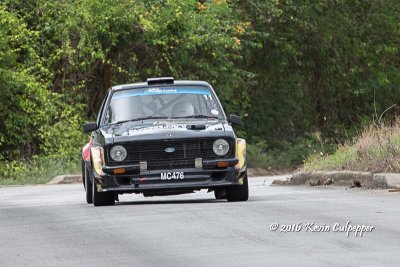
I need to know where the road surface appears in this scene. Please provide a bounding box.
[0,176,399,267]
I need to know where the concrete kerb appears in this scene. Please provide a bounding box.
[291,171,400,189]
[373,173,400,189]
[47,175,82,185]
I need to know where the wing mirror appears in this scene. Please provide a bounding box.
[228,114,242,126]
[83,122,98,133]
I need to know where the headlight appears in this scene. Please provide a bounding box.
[110,145,127,162]
[213,139,230,156]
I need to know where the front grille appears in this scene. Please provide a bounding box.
[107,138,234,169]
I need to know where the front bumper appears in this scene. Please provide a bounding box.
[94,158,245,194]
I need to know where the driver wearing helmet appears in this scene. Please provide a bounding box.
[171,101,195,117]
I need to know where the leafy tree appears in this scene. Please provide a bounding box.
[236,0,400,166]
[1,0,400,173]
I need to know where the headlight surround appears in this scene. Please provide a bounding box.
[213,139,230,156]
[110,145,127,162]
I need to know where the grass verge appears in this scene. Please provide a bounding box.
[0,156,80,186]
[304,120,400,173]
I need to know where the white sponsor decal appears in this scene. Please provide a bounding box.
[211,109,219,115]
[148,88,177,93]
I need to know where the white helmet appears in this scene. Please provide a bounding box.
[172,101,195,117]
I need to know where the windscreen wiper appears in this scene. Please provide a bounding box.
[111,116,169,125]
[171,115,219,119]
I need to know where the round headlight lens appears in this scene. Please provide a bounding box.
[213,139,230,156]
[110,145,127,162]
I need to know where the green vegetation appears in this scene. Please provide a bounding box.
[304,121,400,173]
[0,156,80,185]
[1,0,400,184]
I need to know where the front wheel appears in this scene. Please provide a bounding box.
[214,189,226,200]
[226,172,249,202]
[92,172,115,206]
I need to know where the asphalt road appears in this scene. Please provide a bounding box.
[1,175,399,267]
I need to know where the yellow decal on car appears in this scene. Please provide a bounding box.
[90,146,105,176]
[235,138,246,172]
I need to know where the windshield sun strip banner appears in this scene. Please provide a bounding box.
[112,87,211,100]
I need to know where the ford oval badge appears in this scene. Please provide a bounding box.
[165,147,175,153]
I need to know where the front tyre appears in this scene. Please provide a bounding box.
[226,172,249,202]
[214,189,227,200]
[92,172,115,206]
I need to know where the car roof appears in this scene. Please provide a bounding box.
[111,80,211,91]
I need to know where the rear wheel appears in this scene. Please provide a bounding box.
[226,172,249,202]
[92,169,115,206]
[84,163,93,204]
[81,160,86,188]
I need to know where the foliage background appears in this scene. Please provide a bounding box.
[0,0,399,182]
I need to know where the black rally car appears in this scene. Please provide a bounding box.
[82,77,248,206]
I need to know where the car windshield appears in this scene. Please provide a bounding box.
[105,86,224,124]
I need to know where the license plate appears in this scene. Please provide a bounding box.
[160,172,184,180]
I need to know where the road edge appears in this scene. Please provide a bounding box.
[291,171,400,189]
[47,175,82,185]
